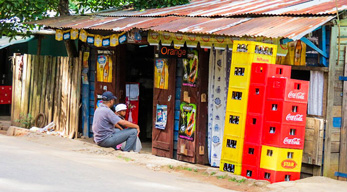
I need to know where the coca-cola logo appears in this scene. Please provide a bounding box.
[283,137,301,145]
[281,160,297,169]
[288,91,305,100]
[286,114,303,122]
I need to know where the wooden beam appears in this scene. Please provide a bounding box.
[339,47,347,177]
[291,66,329,72]
[324,26,338,177]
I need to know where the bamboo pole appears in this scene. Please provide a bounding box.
[20,54,28,115]
[44,56,52,123]
[40,56,48,116]
[31,55,39,118]
[53,57,62,132]
[35,55,43,118]
[75,53,83,138]
[28,55,35,116]
[10,53,19,125]
[14,55,23,126]
[66,57,72,137]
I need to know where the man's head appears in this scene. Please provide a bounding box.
[102,91,117,107]
[115,104,127,117]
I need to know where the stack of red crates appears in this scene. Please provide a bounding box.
[0,86,12,104]
[241,63,309,182]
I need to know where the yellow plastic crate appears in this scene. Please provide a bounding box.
[220,159,242,175]
[226,87,249,114]
[229,64,252,89]
[223,111,246,138]
[232,52,277,66]
[260,145,303,172]
[220,135,244,163]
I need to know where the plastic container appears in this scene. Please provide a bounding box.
[226,87,249,114]
[260,145,303,172]
[229,64,252,89]
[247,84,266,114]
[224,111,246,138]
[250,63,291,85]
[267,78,309,103]
[258,168,300,183]
[220,134,244,163]
[241,165,259,179]
[244,113,263,144]
[242,142,262,167]
[264,100,307,126]
[220,159,242,175]
[262,121,305,149]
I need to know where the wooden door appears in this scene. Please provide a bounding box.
[177,48,209,164]
[152,58,176,158]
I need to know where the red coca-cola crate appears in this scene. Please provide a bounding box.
[264,100,307,126]
[262,121,305,149]
[244,113,263,144]
[258,168,300,183]
[247,84,266,114]
[251,63,291,85]
[267,78,309,103]
[242,142,262,166]
[241,165,259,179]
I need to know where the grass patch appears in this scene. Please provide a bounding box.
[210,171,216,176]
[117,155,133,162]
[168,165,174,169]
[217,174,228,179]
[194,168,198,172]
[228,177,246,183]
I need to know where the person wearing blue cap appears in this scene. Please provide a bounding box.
[92,91,140,152]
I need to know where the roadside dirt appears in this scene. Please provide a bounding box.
[6,131,347,192]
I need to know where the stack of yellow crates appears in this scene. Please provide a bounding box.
[220,40,277,175]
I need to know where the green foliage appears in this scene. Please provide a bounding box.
[216,174,227,179]
[210,171,216,176]
[168,165,174,169]
[228,177,246,183]
[15,113,34,129]
[1,0,189,38]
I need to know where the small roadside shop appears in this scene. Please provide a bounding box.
[26,0,347,182]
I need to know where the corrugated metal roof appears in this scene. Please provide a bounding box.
[33,15,334,40]
[97,0,347,17]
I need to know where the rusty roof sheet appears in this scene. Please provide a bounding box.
[33,15,334,40]
[97,0,347,17]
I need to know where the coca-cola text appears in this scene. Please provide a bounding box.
[286,114,303,122]
[283,137,301,145]
[288,91,305,100]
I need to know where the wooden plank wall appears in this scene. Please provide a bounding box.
[11,54,82,138]
[324,22,347,178]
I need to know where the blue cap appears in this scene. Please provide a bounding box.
[102,91,117,101]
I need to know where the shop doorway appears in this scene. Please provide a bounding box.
[124,44,154,144]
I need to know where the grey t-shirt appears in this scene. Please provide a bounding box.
[92,103,121,144]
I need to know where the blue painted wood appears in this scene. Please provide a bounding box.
[321,25,327,66]
[82,84,90,137]
[89,72,95,82]
[175,100,181,110]
[335,172,347,178]
[174,120,179,131]
[173,141,178,150]
[89,91,95,100]
[175,88,181,99]
[174,111,180,120]
[301,37,328,58]
[333,117,342,128]
[90,82,95,91]
[174,132,178,142]
[339,76,347,81]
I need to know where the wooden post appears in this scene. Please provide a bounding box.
[11,53,20,125]
[29,55,35,116]
[44,56,52,122]
[40,56,49,116]
[324,26,338,177]
[48,57,57,123]
[339,47,347,179]
[53,57,62,132]
[20,54,29,115]
[13,55,23,126]
[35,55,43,117]
[75,54,82,138]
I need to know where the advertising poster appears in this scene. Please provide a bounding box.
[97,55,112,82]
[183,50,199,87]
[179,102,196,141]
[155,104,168,130]
[154,59,169,89]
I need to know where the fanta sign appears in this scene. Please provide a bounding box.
[288,91,305,100]
[281,160,297,169]
[286,114,303,122]
[159,46,187,58]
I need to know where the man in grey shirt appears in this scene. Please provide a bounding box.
[92,91,140,152]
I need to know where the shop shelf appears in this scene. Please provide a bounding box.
[220,159,242,175]
[260,145,303,172]
[250,63,291,85]
[241,165,259,179]
[242,142,262,167]
[262,122,305,149]
[247,84,266,114]
[229,64,251,89]
[267,78,309,103]
[224,111,246,138]
[264,100,307,126]
[226,87,249,114]
[258,168,300,183]
[220,135,244,163]
[244,113,263,144]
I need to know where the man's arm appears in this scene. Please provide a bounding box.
[114,123,123,130]
[117,120,140,135]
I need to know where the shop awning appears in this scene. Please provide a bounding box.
[31,15,334,41]
[0,36,34,50]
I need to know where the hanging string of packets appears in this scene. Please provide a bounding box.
[55,29,127,47]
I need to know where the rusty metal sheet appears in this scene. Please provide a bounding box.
[97,0,347,17]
